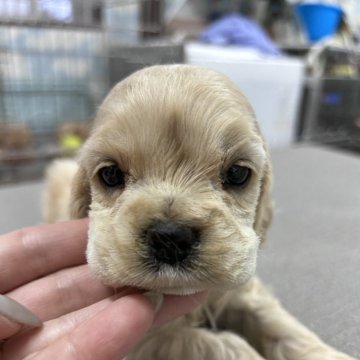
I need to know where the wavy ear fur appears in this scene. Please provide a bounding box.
[254,156,273,244]
[70,166,91,219]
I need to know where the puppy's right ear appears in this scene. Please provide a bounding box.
[70,166,91,219]
[254,160,273,244]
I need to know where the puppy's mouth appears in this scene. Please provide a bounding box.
[110,264,205,295]
[114,284,202,297]
[153,287,204,296]
[135,256,205,295]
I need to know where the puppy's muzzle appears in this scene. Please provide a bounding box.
[145,221,200,266]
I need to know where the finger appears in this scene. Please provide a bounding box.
[0,219,88,293]
[36,294,154,360]
[3,291,206,359]
[0,295,42,339]
[153,291,207,327]
[6,265,112,324]
[3,296,119,359]
[0,314,22,340]
[3,294,154,360]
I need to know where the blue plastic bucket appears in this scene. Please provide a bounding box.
[295,3,342,43]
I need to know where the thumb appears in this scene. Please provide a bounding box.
[25,294,154,360]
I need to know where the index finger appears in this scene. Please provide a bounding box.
[0,219,88,293]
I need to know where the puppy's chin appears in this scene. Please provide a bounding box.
[149,287,204,296]
[149,277,255,295]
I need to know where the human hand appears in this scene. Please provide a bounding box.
[0,219,206,360]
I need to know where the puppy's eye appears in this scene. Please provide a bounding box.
[99,165,124,187]
[223,165,251,187]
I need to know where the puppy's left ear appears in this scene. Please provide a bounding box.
[254,160,273,243]
[70,166,91,219]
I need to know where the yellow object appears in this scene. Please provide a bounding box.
[60,134,83,151]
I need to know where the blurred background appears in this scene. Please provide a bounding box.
[0,1,359,357]
[0,0,360,184]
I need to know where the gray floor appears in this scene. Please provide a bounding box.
[0,180,44,233]
[258,146,360,358]
[0,145,359,357]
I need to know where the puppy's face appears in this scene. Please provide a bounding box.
[72,65,272,295]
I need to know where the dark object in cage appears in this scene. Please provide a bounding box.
[108,43,184,88]
[0,123,33,151]
[0,123,34,165]
[300,75,360,153]
[140,0,165,39]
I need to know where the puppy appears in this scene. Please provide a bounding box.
[45,65,353,359]
[43,159,79,223]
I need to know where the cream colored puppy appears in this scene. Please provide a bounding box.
[45,65,353,359]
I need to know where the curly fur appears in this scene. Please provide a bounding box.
[44,65,354,360]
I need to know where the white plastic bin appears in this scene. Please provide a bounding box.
[185,43,305,147]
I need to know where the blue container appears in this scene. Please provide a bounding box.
[295,3,342,43]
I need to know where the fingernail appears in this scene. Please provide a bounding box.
[143,292,163,313]
[0,295,42,327]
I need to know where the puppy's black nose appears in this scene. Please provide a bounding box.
[145,221,199,265]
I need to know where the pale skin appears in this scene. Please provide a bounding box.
[0,219,206,360]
